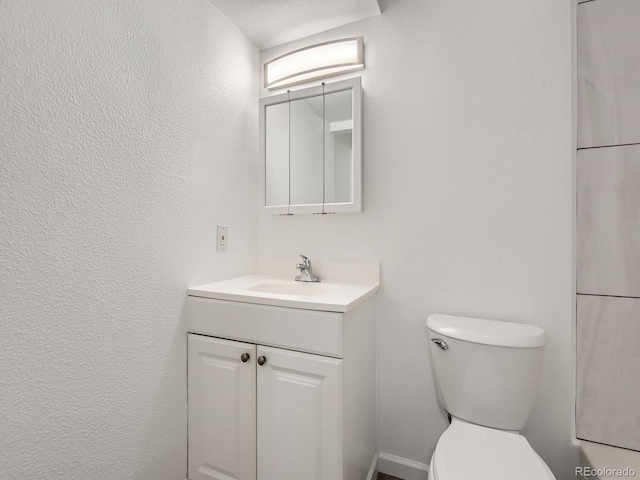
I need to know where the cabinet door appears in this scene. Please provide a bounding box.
[257,346,342,480]
[188,334,256,480]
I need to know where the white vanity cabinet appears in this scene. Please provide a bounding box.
[188,335,342,480]
[186,290,377,480]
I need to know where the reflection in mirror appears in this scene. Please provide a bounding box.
[290,95,324,206]
[265,103,289,207]
[323,89,353,204]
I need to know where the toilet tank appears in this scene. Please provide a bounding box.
[427,314,546,431]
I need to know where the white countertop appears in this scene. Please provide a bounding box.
[188,274,379,312]
[188,259,380,312]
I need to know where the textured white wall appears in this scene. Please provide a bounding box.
[259,0,578,477]
[0,1,258,479]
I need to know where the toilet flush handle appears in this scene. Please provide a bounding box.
[431,338,448,350]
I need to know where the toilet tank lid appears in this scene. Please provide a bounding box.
[426,314,546,348]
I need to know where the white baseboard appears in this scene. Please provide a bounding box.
[378,452,430,480]
[366,453,379,480]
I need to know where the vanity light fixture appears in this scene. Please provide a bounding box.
[264,37,364,90]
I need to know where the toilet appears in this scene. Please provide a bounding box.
[426,314,556,480]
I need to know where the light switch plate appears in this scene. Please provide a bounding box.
[216,225,228,253]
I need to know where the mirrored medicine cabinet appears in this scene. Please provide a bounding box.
[259,77,362,214]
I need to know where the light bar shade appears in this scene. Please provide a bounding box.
[264,37,364,90]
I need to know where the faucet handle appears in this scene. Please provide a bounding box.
[298,254,310,268]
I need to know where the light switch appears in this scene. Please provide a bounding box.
[216,225,228,253]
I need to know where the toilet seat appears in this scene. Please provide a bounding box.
[430,419,556,480]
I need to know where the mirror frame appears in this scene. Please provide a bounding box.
[259,77,362,215]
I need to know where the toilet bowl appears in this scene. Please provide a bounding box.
[427,418,555,480]
[426,314,556,480]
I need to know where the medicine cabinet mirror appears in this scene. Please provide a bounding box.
[260,77,362,214]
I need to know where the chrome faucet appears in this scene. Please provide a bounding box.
[295,255,321,283]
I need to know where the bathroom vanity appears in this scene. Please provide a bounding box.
[186,261,379,480]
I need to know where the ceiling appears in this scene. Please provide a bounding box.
[208,0,381,50]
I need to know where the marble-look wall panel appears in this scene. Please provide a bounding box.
[577,144,640,297]
[577,0,640,148]
[577,295,640,451]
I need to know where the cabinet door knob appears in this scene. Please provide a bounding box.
[257,356,267,366]
[241,353,250,363]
